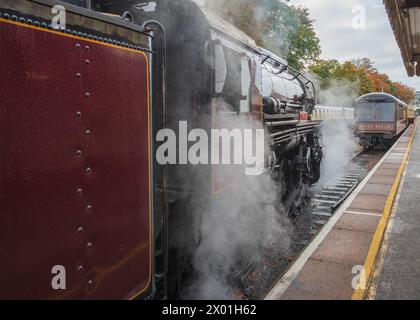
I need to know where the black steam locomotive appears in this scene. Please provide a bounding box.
[0,0,323,299]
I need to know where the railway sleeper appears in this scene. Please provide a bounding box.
[323,186,349,192]
[311,199,337,205]
[312,211,332,218]
[314,195,342,201]
[312,219,327,226]
[321,190,347,196]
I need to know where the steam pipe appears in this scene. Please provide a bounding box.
[266,120,300,128]
[270,123,321,139]
[272,126,320,142]
[264,115,298,121]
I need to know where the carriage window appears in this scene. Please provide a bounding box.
[355,102,395,121]
[397,104,405,119]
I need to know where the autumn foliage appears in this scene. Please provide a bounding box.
[309,58,415,104]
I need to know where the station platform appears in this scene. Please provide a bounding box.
[369,123,420,300]
[266,123,418,300]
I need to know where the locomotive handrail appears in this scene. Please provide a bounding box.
[141,18,169,298]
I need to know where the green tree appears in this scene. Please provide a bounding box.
[309,59,341,89]
[203,0,321,70]
[358,71,375,95]
[282,6,321,70]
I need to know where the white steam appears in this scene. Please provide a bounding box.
[315,79,360,185]
[187,174,291,300]
[317,79,359,108]
[318,120,358,186]
[183,116,291,300]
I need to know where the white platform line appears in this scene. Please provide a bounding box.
[345,210,383,217]
[264,132,408,300]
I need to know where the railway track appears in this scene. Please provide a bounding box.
[237,146,389,300]
[308,148,386,234]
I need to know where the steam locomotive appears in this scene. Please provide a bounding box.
[354,93,409,148]
[0,0,324,299]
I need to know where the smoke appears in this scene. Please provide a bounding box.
[186,174,291,299]
[317,78,360,108]
[182,118,291,300]
[195,0,294,58]
[318,120,358,186]
[313,78,359,185]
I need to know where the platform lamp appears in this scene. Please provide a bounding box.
[401,1,420,75]
[413,61,418,76]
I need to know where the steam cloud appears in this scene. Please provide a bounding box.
[186,173,291,300]
[195,0,292,58]
[317,79,360,108]
[314,78,360,185]
[318,120,358,186]
[174,114,292,299]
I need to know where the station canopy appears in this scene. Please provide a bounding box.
[385,0,420,76]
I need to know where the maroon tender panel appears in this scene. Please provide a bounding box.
[0,20,151,299]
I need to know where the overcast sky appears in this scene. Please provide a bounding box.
[289,0,420,91]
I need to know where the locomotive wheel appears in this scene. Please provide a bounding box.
[310,162,321,185]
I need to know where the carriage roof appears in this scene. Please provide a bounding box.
[355,93,408,107]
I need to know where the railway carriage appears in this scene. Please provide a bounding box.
[354,93,409,148]
[311,106,354,121]
[407,106,417,125]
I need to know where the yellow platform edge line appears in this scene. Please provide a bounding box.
[352,122,418,300]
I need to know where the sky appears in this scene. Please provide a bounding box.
[289,0,420,91]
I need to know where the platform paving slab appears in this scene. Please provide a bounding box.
[375,125,420,300]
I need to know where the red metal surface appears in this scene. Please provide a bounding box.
[299,111,309,121]
[0,20,151,299]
